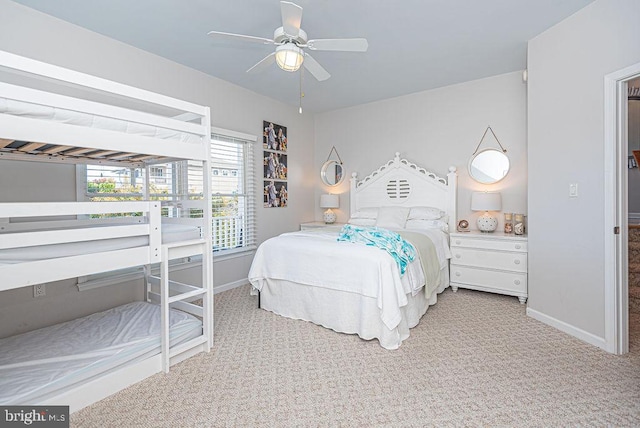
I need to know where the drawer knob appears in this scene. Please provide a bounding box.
[455,254,461,259]
[455,271,461,277]
[455,240,461,245]
[515,244,522,249]
[514,279,521,285]
[514,259,521,265]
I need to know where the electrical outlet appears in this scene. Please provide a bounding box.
[33,284,46,298]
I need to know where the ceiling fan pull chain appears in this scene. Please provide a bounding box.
[299,65,305,114]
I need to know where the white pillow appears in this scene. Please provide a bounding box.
[405,218,449,232]
[375,206,410,229]
[348,218,376,227]
[351,207,379,219]
[408,206,445,220]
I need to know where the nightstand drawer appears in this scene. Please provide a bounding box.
[450,236,527,252]
[450,247,527,272]
[451,265,527,294]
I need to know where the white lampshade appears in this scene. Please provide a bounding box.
[275,44,304,72]
[320,194,339,209]
[471,192,502,212]
[471,192,501,233]
[320,194,339,224]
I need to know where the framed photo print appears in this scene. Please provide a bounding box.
[263,120,288,208]
[263,151,287,180]
[264,180,288,208]
[263,121,287,152]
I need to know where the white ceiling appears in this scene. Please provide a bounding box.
[12,0,595,113]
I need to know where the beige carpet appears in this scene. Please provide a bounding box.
[72,285,640,427]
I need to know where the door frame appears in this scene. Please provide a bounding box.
[604,62,640,354]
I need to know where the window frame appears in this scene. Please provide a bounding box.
[76,126,257,260]
[209,127,257,259]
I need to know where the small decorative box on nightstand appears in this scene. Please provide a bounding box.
[449,231,528,304]
[300,221,345,231]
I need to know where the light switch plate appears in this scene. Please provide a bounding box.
[569,183,578,198]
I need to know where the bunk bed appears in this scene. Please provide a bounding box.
[0,50,213,411]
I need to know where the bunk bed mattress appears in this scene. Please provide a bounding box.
[0,223,201,264]
[0,301,202,405]
[0,98,201,144]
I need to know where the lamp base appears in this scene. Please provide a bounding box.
[477,213,498,232]
[323,209,337,224]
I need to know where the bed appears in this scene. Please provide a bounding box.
[0,50,213,411]
[249,153,457,349]
[0,301,202,406]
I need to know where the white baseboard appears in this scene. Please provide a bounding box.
[526,307,607,351]
[213,278,249,294]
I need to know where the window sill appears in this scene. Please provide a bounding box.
[213,246,256,262]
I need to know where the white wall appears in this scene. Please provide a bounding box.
[0,0,315,337]
[315,71,528,230]
[527,0,640,343]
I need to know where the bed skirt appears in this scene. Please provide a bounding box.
[255,266,449,350]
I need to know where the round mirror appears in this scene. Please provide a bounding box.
[321,160,344,186]
[468,149,510,184]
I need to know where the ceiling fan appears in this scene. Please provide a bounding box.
[207,1,368,82]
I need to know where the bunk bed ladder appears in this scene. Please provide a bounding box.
[151,239,211,373]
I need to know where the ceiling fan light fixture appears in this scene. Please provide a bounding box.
[275,44,304,72]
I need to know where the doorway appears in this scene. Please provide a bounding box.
[628,78,640,353]
[604,63,640,355]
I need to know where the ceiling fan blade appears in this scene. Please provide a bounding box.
[246,53,276,74]
[280,1,303,37]
[207,31,274,45]
[303,53,330,81]
[307,38,369,52]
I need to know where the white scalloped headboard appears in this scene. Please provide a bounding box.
[350,152,458,231]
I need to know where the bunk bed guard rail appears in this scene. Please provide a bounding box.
[0,201,162,291]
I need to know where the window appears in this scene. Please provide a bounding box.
[84,164,176,201]
[209,132,256,253]
[80,130,256,255]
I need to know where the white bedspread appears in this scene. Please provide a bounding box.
[248,227,449,331]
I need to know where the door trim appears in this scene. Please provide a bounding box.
[604,62,640,354]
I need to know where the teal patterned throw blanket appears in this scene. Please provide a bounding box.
[337,224,416,275]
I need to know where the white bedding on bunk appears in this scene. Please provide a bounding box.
[0,223,200,264]
[248,226,450,331]
[0,301,202,405]
[0,97,201,144]
[0,223,200,265]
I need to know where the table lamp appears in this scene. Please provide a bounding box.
[471,191,501,232]
[320,194,339,224]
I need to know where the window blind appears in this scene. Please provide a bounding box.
[210,133,256,253]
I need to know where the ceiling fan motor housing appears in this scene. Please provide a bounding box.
[274,26,308,45]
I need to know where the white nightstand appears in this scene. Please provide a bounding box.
[300,221,345,231]
[449,231,528,304]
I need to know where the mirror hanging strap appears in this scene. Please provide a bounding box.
[472,126,507,155]
[326,145,343,164]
